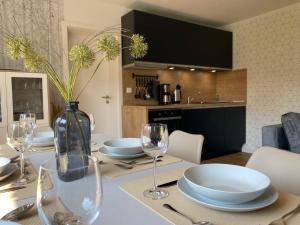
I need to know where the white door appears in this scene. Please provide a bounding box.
[0,72,8,143]
[5,72,50,127]
[64,23,122,138]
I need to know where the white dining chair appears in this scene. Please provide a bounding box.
[246,146,300,196]
[168,130,204,164]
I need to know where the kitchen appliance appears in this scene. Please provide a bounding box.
[160,84,172,104]
[173,84,181,103]
[148,109,182,134]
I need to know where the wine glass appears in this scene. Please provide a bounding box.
[37,154,102,225]
[141,123,169,200]
[89,114,96,146]
[7,122,34,184]
[20,112,37,129]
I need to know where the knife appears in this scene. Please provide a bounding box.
[1,203,34,220]
[0,185,26,193]
[157,180,178,188]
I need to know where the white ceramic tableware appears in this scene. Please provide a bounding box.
[177,176,278,212]
[33,131,54,147]
[0,221,21,225]
[184,164,270,204]
[103,138,142,155]
[99,147,145,159]
[0,164,18,181]
[0,157,11,174]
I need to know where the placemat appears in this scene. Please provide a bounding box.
[121,167,300,225]
[0,159,52,202]
[93,152,182,178]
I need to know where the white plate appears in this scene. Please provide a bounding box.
[0,157,11,174]
[0,221,21,225]
[0,164,18,181]
[103,138,143,155]
[33,131,54,147]
[184,164,270,204]
[99,147,145,159]
[177,177,278,212]
[32,141,54,147]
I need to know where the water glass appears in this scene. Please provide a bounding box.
[7,122,34,184]
[20,112,37,129]
[141,123,169,200]
[37,155,102,225]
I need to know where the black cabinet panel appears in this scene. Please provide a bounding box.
[121,10,232,69]
[182,107,245,160]
[224,107,246,152]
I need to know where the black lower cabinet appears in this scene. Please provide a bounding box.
[181,107,245,160]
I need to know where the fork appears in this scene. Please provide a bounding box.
[115,159,162,169]
[119,155,163,165]
[268,203,300,225]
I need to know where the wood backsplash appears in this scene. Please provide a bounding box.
[123,68,247,105]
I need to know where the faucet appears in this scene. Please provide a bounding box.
[187,96,194,104]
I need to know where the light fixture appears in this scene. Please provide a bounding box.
[211,69,216,73]
[190,68,195,71]
[169,67,175,70]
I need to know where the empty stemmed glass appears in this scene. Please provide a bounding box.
[89,114,97,146]
[20,112,37,130]
[7,122,34,184]
[141,123,169,200]
[37,154,102,225]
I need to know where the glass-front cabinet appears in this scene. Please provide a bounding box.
[0,71,49,143]
[6,72,49,126]
[0,75,7,128]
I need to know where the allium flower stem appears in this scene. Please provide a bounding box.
[75,58,105,100]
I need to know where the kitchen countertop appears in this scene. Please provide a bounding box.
[124,102,246,110]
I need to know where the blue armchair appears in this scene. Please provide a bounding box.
[262,124,289,150]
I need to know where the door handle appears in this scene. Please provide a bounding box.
[101,95,111,104]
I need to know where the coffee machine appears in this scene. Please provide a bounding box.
[160,83,172,104]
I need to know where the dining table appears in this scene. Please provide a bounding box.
[1,133,300,225]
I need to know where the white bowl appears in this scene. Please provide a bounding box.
[0,157,11,174]
[33,131,54,145]
[184,164,271,204]
[103,138,143,155]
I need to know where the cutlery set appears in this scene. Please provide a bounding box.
[1,203,35,221]
[115,158,162,169]
[163,203,211,225]
[268,203,300,225]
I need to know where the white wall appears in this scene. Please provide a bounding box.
[63,0,129,137]
[64,0,128,27]
[224,3,300,152]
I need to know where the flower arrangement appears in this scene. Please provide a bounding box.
[5,27,148,101]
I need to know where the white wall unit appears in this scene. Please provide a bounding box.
[0,71,50,143]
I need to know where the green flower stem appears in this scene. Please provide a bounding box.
[75,58,104,100]
[67,62,81,101]
[72,110,89,155]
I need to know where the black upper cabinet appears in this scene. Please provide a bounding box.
[121,10,232,69]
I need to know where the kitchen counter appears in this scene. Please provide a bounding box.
[124,102,246,110]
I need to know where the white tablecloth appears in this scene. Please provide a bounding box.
[3,133,193,225]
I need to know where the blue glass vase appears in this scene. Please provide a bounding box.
[54,101,91,181]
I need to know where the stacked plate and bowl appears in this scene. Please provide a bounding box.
[0,157,18,182]
[178,164,278,212]
[32,131,55,151]
[99,138,145,159]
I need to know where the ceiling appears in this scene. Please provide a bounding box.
[100,0,300,27]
